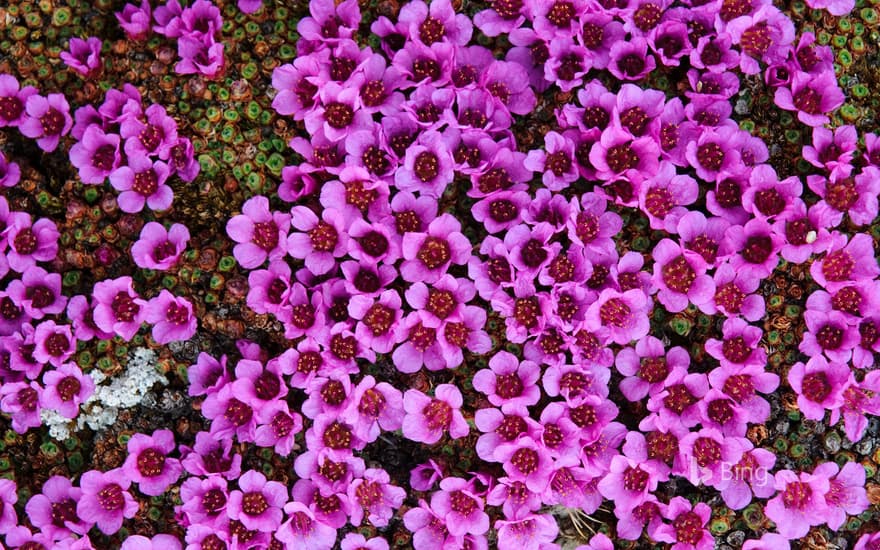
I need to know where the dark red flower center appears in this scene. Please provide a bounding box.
[417,236,451,269]
[824,177,858,212]
[754,189,785,217]
[224,398,253,427]
[697,142,724,171]
[673,511,704,545]
[801,372,831,403]
[547,1,575,26]
[132,169,158,196]
[309,221,338,252]
[45,333,70,357]
[639,356,668,383]
[624,466,650,491]
[137,447,166,477]
[360,81,386,108]
[93,144,117,171]
[793,87,821,115]
[619,54,646,78]
[707,398,735,425]
[408,322,437,352]
[202,488,227,514]
[363,303,394,336]
[822,251,854,282]
[112,291,140,322]
[511,447,539,474]
[41,108,65,135]
[13,228,38,255]
[97,483,125,511]
[423,399,452,431]
[514,297,539,328]
[782,481,813,510]
[741,235,772,264]
[599,297,631,328]
[242,491,269,516]
[633,3,662,30]
[495,372,524,400]
[0,96,23,122]
[741,23,771,57]
[605,143,638,172]
[329,333,357,360]
[324,102,353,129]
[322,421,353,449]
[414,152,440,182]
[664,384,697,414]
[497,415,527,440]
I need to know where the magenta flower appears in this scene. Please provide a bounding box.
[19,93,73,152]
[109,156,173,213]
[652,238,715,313]
[493,436,554,492]
[348,468,405,527]
[348,290,403,354]
[288,206,348,275]
[121,429,182,496]
[615,336,690,402]
[813,461,869,530]
[789,355,852,421]
[130,222,189,271]
[598,454,663,512]
[803,125,857,178]
[180,430,241,479]
[394,129,455,198]
[584,288,651,345]
[276,502,337,550]
[774,70,844,126]
[7,265,66,319]
[116,0,152,40]
[717,447,777,510]
[608,37,656,81]
[40,362,94,419]
[121,103,179,160]
[177,476,227,528]
[76,468,139,535]
[25,476,89,539]
[69,125,121,184]
[227,470,287,532]
[430,477,489,537]
[800,308,859,363]
[494,511,559,550]
[0,381,43,433]
[60,37,103,77]
[808,168,880,227]
[654,497,713,549]
[765,469,830,539]
[473,351,541,409]
[704,317,767,369]
[226,196,290,270]
[402,384,469,444]
[92,276,146,340]
[176,35,226,78]
[810,233,880,291]
[5,213,60,272]
[400,213,471,283]
[0,478,17,535]
[144,291,196,344]
[0,74,39,127]
[341,533,388,550]
[806,0,854,15]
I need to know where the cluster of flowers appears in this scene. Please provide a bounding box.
[70,82,199,212]
[117,0,226,78]
[0,76,198,441]
[0,0,877,546]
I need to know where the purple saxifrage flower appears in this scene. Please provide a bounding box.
[131,222,189,271]
[76,468,139,535]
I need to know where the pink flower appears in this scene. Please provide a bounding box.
[402,385,469,444]
[276,502,336,550]
[144,290,196,344]
[121,534,182,550]
[227,196,291,270]
[92,276,146,340]
[494,511,559,550]
[19,93,73,152]
[227,470,288,532]
[130,222,189,270]
[288,206,348,275]
[615,336,690,401]
[116,0,152,40]
[472,351,541,410]
[122,429,182,496]
[60,37,103,78]
[584,288,651,345]
[789,355,852,421]
[430,477,489,537]
[764,468,831,539]
[76,468,139,535]
[400,214,471,283]
[654,497,713,549]
[25,476,89,539]
[109,156,173,213]
[813,461,869,530]
[348,468,405,527]
[40,362,94,419]
[651,238,715,313]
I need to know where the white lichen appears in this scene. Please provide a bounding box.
[41,347,169,441]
